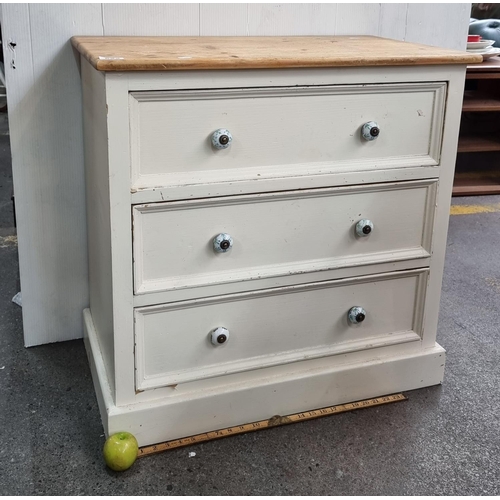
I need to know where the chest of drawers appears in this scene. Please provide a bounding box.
[72,36,479,447]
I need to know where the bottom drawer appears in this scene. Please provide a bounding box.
[134,269,428,391]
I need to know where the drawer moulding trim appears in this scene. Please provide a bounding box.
[136,267,428,312]
[134,247,430,295]
[128,82,446,191]
[134,268,429,389]
[132,179,438,295]
[121,342,446,446]
[137,331,421,390]
[129,82,447,102]
[86,287,446,447]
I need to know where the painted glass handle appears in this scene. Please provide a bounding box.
[348,307,366,324]
[212,129,233,149]
[210,327,230,345]
[361,121,380,141]
[213,233,233,253]
[355,219,374,237]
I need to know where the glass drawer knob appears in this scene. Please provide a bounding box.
[212,129,233,149]
[213,233,233,253]
[355,219,374,237]
[361,121,380,141]
[210,327,229,345]
[348,307,366,324]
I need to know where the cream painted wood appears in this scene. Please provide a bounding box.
[86,305,445,447]
[123,65,456,204]
[131,164,440,205]
[74,35,469,446]
[129,83,446,191]
[120,65,467,116]
[104,62,460,405]
[103,71,136,407]
[417,68,467,350]
[131,320,440,407]
[83,309,112,438]
[89,299,442,408]
[132,256,432,309]
[125,64,465,92]
[2,4,470,347]
[81,59,115,394]
[133,180,437,295]
[135,269,428,390]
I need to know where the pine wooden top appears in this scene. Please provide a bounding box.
[71,36,482,72]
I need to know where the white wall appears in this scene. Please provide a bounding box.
[1,3,471,347]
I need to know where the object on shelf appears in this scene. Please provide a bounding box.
[466,47,500,60]
[467,39,495,50]
[469,18,500,48]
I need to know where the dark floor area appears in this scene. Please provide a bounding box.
[0,110,499,494]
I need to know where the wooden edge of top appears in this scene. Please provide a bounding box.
[70,36,483,72]
[88,57,484,72]
[71,37,96,68]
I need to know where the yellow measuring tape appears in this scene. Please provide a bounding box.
[138,393,406,458]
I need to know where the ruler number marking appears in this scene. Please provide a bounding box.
[138,394,406,457]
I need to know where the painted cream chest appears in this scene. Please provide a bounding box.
[72,36,479,447]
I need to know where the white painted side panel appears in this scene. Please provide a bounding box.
[406,4,470,51]
[335,3,380,36]
[1,4,103,346]
[418,66,467,349]
[135,269,427,390]
[82,59,115,394]
[102,4,199,36]
[0,4,35,347]
[200,4,248,36]
[129,83,445,189]
[247,4,338,35]
[378,4,408,40]
[103,74,136,406]
[133,181,436,294]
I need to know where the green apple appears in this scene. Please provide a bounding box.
[103,431,139,471]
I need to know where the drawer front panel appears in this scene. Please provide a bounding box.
[134,269,427,390]
[129,83,446,190]
[133,180,436,294]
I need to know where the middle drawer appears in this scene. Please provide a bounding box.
[133,180,436,295]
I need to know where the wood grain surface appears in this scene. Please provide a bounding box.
[71,36,481,71]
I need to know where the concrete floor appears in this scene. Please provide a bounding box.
[0,112,499,495]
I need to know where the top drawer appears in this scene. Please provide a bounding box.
[129,82,446,191]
